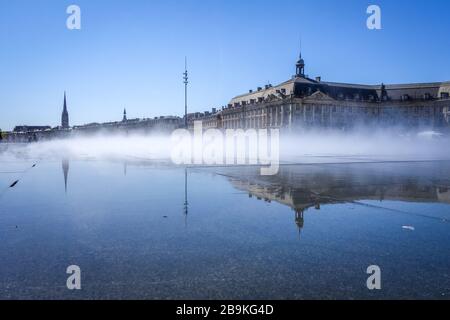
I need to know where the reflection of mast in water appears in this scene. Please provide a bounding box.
[124,161,127,176]
[184,167,189,227]
[62,159,69,193]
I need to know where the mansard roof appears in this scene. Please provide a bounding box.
[229,76,450,105]
[382,82,448,100]
[229,79,296,105]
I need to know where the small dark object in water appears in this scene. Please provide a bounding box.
[15,225,18,229]
[9,180,19,188]
[163,216,168,218]
[32,164,36,168]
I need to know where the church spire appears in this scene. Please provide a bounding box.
[123,108,127,122]
[61,91,69,128]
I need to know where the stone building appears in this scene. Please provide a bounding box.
[72,114,181,135]
[192,52,450,131]
[4,93,183,142]
[13,125,51,133]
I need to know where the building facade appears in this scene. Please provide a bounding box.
[2,93,182,142]
[3,53,450,143]
[191,53,450,132]
[72,115,181,135]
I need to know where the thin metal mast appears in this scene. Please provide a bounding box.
[183,57,189,129]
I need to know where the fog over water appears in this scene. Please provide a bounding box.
[1,129,449,163]
[281,129,450,162]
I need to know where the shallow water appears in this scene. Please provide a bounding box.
[0,155,449,299]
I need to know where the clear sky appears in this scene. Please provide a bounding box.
[0,0,449,131]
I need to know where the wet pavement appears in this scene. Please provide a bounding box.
[0,154,450,299]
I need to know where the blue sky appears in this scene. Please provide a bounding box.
[0,0,449,130]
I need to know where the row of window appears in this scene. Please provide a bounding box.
[297,105,443,114]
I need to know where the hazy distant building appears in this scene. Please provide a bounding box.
[61,92,69,129]
[13,125,51,133]
[194,52,450,131]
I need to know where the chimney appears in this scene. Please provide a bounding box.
[249,89,253,93]
[315,76,321,82]
[257,87,262,91]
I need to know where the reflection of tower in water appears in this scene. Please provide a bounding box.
[295,210,304,236]
[62,159,69,193]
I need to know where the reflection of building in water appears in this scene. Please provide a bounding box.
[228,163,450,235]
[62,159,69,193]
[232,180,325,235]
[295,210,304,236]
[437,187,450,203]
